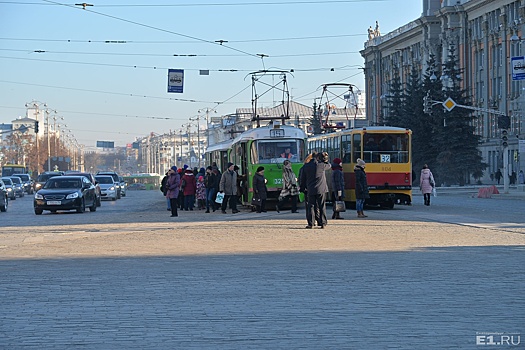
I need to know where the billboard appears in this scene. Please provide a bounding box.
[96,141,114,148]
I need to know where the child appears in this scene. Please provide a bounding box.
[196,175,206,210]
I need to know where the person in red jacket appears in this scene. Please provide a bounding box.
[181,169,197,211]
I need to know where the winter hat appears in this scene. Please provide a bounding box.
[185,169,193,174]
[183,164,189,169]
[333,158,342,165]
[199,167,205,173]
[177,168,183,174]
[256,166,265,172]
[206,166,212,170]
[357,158,366,167]
[227,162,234,168]
[170,166,177,172]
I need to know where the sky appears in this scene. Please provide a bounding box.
[0,0,422,150]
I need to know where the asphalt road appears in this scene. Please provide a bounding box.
[0,190,524,349]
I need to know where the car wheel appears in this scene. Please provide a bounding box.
[89,199,97,212]
[112,197,117,201]
[35,208,43,215]
[0,200,7,212]
[76,199,85,213]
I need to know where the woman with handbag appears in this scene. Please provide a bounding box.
[252,166,267,213]
[330,158,345,219]
[276,160,299,213]
[420,164,435,206]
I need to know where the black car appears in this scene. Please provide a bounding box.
[34,175,97,215]
[65,171,102,207]
[34,171,64,192]
[0,179,8,212]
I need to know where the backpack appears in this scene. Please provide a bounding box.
[160,176,168,194]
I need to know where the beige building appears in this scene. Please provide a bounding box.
[361,0,524,182]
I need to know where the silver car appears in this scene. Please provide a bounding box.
[10,176,25,198]
[95,175,118,201]
[1,177,17,200]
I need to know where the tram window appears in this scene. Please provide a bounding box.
[352,134,361,162]
[256,140,303,163]
[342,135,351,163]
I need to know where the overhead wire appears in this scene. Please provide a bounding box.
[40,0,261,59]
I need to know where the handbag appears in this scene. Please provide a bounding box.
[215,192,224,204]
[251,196,262,206]
[334,200,346,213]
[432,187,437,197]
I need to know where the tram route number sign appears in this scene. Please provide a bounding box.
[168,69,184,93]
[270,129,285,138]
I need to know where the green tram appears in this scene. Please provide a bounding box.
[229,123,307,206]
[204,139,234,173]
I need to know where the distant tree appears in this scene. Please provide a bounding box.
[430,46,487,185]
[385,68,406,127]
[309,100,322,135]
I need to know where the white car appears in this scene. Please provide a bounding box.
[95,175,118,201]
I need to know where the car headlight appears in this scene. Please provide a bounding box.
[34,193,43,199]
[35,184,42,190]
[109,186,115,191]
[7,188,12,192]
[66,192,79,199]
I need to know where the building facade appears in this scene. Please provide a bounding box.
[361,0,524,183]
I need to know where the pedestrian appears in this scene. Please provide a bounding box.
[276,160,299,213]
[419,164,435,207]
[253,166,267,213]
[166,166,180,217]
[181,168,196,211]
[177,168,185,210]
[330,157,345,220]
[234,165,246,205]
[196,175,206,209]
[355,158,370,217]
[219,162,239,214]
[160,171,170,211]
[495,169,502,185]
[204,166,218,213]
[519,170,525,185]
[299,151,331,229]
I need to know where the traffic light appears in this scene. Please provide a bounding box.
[34,121,39,133]
[497,115,510,129]
[501,129,509,148]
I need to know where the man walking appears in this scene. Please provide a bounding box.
[219,162,239,214]
[300,152,331,229]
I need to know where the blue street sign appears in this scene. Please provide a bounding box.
[511,56,525,80]
[168,69,184,93]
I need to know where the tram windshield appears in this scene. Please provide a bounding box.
[253,139,305,164]
[360,133,410,163]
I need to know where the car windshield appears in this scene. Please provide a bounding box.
[2,178,13,185]
[38,173,62,182]
[95,176,114,184]
[44,179,81,189]
[14,174,30,181]
[10,177,21,184]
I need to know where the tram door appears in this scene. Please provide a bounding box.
[240,142,249,204]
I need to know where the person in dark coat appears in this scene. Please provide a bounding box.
[219,162,239,214]
[204,166,218,213]
[252,166,267,213]
[354,158,369,218]
[181,169,196,211]
[330,157,345,220]
[166,166,180,217]
[160,171,170,211]
[300,151,331,229]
